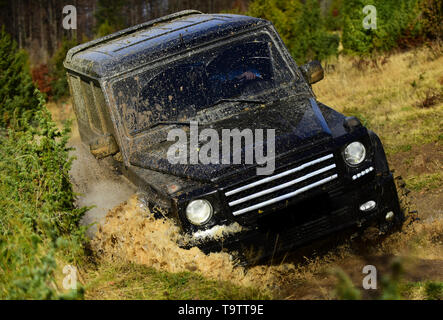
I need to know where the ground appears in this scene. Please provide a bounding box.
[47,43,443,300]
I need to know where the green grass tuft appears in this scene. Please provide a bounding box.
[84,262,269,300]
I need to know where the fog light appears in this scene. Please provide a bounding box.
[359,200,376,211]
[385,211,394,221]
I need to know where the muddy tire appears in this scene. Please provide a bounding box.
[359,175,415,242]
[394,175,419,226]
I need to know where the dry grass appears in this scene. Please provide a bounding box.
[315,44,443,156]
[46,99,74,127]
[377,218,443,260]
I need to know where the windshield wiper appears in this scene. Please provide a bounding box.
[208,98,266,108]
[132,121,193,135]
[148,121,194,129]
[132,99,267,135]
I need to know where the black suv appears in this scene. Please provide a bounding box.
[64,10,403,257]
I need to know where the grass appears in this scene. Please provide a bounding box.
[83,261,268,300]
[314,44,443,157]
[314,43,443,192]
[401,281,443,300]
[333,260,443,300]
[405,173,442,191]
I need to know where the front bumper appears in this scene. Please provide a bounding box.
[188,171,403,257]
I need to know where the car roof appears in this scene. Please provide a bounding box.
[64,10,270,79]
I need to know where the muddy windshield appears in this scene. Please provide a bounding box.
[112,33,295,135]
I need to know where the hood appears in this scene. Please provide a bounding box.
[129,96,334,182]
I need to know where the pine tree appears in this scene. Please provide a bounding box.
[0,27,40,128]
[0,28,86,299]
[292,0,339,64]
[324,0,344,31]
[94,0,127,37]
[49,37,79,100]
[247,0,339,64]
[247,0,302,48]
[342,0,422,55]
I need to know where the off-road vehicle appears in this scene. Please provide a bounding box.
[64,10,403,258]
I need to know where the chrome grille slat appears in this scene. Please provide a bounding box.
[225,153,334,197]
[224,153,339,217]
[228,164,336,207]
[232,174,338,216]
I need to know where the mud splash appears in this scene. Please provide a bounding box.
[91,195,306,292]
[68,120,137,237]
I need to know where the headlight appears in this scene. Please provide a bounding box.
[344,142,366,166]
[186,199,213,225]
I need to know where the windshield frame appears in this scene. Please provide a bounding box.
[107,26,301,139]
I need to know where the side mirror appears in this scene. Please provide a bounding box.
[300,60,324,85]
[343,116,363,132]
[89,133,119,159]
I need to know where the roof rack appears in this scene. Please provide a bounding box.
[65,10,202,63]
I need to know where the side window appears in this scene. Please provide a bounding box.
[268,41,294,83]
[268,31,298,82]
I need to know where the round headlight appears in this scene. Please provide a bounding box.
[344,142,366,166]
[186,199,213,225]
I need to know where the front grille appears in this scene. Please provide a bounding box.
[224,153,338,216]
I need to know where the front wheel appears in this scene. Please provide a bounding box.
[359,175,416,242]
